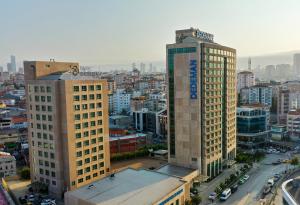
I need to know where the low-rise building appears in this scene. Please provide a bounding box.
[65,168,190,205]
[0,152,16,177]
[110,133,149,154]
[237,106,269,149]
[109,115,132,129]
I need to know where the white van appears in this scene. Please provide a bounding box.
[220,188,231,201]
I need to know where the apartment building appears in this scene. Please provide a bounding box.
[0,152,16,177]
[24,61,110,198]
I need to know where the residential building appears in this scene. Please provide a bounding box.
[240,85,272,107]
[65,168,190,205]
[167,28,236,178]
[237,106,269,149]
[110,89,131,114]
[237,71,255,93]
[0,152,16,177]
[287,110,300,137]
[277,81,300,124]
[25,61,110,198]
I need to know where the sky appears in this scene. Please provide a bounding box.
[1,0,300,69]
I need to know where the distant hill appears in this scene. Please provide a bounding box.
[237,50,300,70]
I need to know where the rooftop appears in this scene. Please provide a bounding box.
[65,168,185,205]
[156,164,196,178]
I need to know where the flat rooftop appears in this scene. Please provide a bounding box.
[65,168,185,205]
[156,164,196,178]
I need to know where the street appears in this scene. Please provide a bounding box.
[199,153,291,205]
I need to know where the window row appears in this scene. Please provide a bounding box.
[73,85,102,92]
[73,94,102,101]
[74,103,102,111]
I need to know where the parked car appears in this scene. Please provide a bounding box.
[238,178,245,185]
[18,196,27,204]
[243,175,250,181]
[230,184,238,193]
[220,188,232,201]
[208,192,217,201]
[267,178,274,187]
[263,185,271,195]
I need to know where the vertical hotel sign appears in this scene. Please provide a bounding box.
[190,60,197,99]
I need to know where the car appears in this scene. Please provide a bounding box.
[230,184,238,193]
[238,178,245,185]
[267,178,274,187]
[41,199,56,205]
[243,175,250,181]
[208,192,217,201]
[220,188,232,201]
[263,185,271,195]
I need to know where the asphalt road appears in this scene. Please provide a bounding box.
[218,153,290,205]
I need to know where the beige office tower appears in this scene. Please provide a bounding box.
[24,61,110,198]
[167,28,236,179]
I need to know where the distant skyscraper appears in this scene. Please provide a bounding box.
[25,61,110,198]
[7,63,11,73]
[0,66,3,73]
[248,57,251,70]
[149,63,153,73]
[10,55,16,73]
[140,62,145,74]
[293,54,300,73]
[167,28,236,179]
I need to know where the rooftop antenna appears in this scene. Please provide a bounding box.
[248,57,252,71]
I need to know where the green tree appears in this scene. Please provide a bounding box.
[191,195,202,205]
[291,157,299,166]
[20,167,30,179]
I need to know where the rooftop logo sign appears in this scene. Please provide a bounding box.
[195,30,214,42]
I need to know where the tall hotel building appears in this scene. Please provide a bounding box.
[24,61,110,197]
[167,28,236,178]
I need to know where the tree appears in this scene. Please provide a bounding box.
[20,167,30,179]
[219,182,226,190]
[191,195,202,205]
[291,157,299,166]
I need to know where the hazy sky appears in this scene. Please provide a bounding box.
[1,0,300,67]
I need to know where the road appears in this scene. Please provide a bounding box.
[219,153,289,205]
[199,153,291,205]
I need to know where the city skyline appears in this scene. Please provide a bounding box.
[1,0,300,67]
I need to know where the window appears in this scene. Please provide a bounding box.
[99,145,103,151]
[84,140,89,146]
[96,94,101,99]
[75,133,81,139]
[96,103,102,108]
[83,122,89,128]
[76,151,82,157]
[96,85,101,90]
[73,86,79,92]
[85,167,90,173]
[81,86,87,91]
[82,95,87,101]
[77,169,83,175]
[75,124,81,129]
[82,104,88,110]
[74,114,80,120]
[74,105,80,111]
[89,103,95,109]
[90,121,96,127]
[46,86,51,93]
[47,106,52,111]
[41,96,46,102]
[48,115,52,121]
[78,178,83,183]
[84,149,90,155]
[85,158,90,164]
[82,113,88,119]
[73,95,80,101]
[35,96,39,102]
[97,111,102,116]
[76,160,82,167]
[90,112,95,118]
[89,85,94,91]
[89,94,94,100]
[76,142,82,148]
[86,175,91,180]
